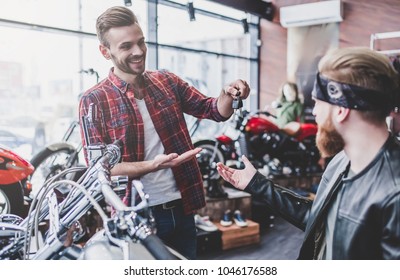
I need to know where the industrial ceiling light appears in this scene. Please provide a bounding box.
[241,18,249,34]
[124,0,132,7]
[187,1,196,21]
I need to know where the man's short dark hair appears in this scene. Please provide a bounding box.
[96,6,139,48]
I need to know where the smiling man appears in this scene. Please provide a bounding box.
[78,6,250,259]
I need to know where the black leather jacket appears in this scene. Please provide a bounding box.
[246,136,400,259]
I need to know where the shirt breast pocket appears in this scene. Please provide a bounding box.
[155,98,175,110]
[154,99,180,120]
[106,114,131,128]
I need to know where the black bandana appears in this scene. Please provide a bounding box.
[312,73,393,111]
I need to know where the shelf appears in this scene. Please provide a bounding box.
[198,186,252,224]
[205,186,251,202]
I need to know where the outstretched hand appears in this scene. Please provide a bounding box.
[154,148,202,170]
[216,155,257,190]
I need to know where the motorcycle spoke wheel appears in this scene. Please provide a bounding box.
[194,141,225,180]
[30,148,77,197]
[0,184,24,217]
[0,189,11,215]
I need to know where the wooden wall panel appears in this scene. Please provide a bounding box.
[340,1,400,50]
[259,20,287,108]
[259,0,400,109]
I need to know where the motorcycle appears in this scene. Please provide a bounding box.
[0,140,182,260]
[29,120,82,197]
[0,69,98,218]
[29,67,99,197]
[0,145,34,217]
[194,110,321,178]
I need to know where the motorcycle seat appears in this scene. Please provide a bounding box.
[282,121,301,136]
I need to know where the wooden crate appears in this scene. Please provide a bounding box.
[215,219,260,250]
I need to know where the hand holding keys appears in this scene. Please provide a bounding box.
[232,90,243,117]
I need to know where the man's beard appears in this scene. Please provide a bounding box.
[316,116,345,158]
[111,54,145,76]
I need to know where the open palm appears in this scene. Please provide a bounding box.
[216,155,257,190]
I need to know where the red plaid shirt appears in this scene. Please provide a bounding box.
[79,68,227,214]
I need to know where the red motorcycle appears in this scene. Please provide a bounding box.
[0,145,34,217]
[194,110,321,178]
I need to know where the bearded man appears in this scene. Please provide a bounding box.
[216,47,400,259]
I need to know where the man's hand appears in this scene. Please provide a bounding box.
[218,79,251,118]
[223,79,251,100]
[216,155,257,190]
[154,148,202,170]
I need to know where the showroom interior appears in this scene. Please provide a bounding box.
[0,0,400,260]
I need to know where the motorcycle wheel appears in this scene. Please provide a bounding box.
[193,140,225,179]
[0,183,24,217]
[29,143,79,196]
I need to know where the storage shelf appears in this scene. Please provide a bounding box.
[198,186,252,223]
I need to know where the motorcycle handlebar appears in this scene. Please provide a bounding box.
[43,140,122,220]
[256,110,277,119]
[2,139,177,260]
[141,234,179,260]
[6,141,123,259]
[235,110,277,119]
[98,172,126,212]
[92,168,178,260]
[96,139,123,167]
[97,165,177,259]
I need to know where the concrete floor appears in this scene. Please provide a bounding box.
[198,216,305,260]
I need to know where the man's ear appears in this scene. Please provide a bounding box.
[99,45,111,60]
[335,106,350,123]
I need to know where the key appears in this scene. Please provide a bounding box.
[232,97,243,117]
[238,97,243,117]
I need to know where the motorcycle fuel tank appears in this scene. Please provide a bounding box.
[0,146,34,185]
[245,116,280,134]
[297,123,318,141]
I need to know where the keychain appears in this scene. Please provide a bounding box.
[232,91,243,117]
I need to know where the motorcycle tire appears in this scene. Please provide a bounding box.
[0,183,25,217]
[193,139,225,179]
[29,143,79,194]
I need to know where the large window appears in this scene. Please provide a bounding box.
[156,1,258,140]
[0,0,259,159]
[0,25,83,157]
